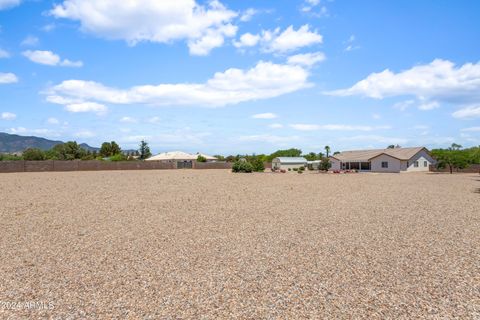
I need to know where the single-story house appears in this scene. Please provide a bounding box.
[146,151,217,168]
[307,160,322,170]
[329,147,435,173]
[272,157,307,170]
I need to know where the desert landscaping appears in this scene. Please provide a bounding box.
[0,170,479,318]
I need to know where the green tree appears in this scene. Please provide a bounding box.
[51,142,86,160]
[22,148,46,161]
[319,157,332,171]
[138,140,152,160]
[432,148,469,174]
[268,148,302,161]
[324,146,331,158]
[196,155,207,162]
[99,141,122,157]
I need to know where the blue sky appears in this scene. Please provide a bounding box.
[0,0,479,155]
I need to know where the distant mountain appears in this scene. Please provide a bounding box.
[0,132,100,153]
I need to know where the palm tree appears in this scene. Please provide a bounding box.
[324,146,331,158]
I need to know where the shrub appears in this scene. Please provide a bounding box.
[293,168,298,171]
[288,168,291,171]
[299,166,305,171]
[232,160,254,173]
[22,148,46,161]
[251,158,265,172]
[109,153,127,161]
[319,158,332,171]
[297,170,303,174]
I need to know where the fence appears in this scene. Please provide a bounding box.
[429,164,480,173]
[0,160,233,173]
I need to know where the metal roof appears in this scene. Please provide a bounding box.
[273,157,307,163]
[330,147,427,162]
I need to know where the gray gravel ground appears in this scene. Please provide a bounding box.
[0,170,479,319]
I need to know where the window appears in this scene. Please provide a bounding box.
[424,161,428,167]
[381,161,388,168]
[414,161,419,167]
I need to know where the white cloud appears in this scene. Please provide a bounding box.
[372,113,381,120]
[234,25,323,54]
[290,124,391,131]
[1,112,16,120]
[47,117,60,124]
[461,126,480,132]
[326,60,480,105]
[233,32,260,48]
[74,130,95,138]
[0,72,18,84]
[240,8,257,22]
[393,99,415,111]
[64,102,108,114]
[269,123,283,129]
[50,0,238,56]
[287,52,325,67]
[252,112,277,119]
[7,127,60,137]
[238,134,300,144]
[22,50,83,67]
[46,61,311,108]
[0,49,10,58]
[0,0,21,10]
[21,35,39,46]
[120,116,137,123]
[452,105,480,119]
[418,101,440,111]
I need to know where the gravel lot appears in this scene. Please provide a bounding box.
[0,170,479,319]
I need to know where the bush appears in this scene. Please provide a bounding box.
[232,160,254,173]
[299,166,305,171]
[251,158,265,172]
[297,170,303,174]
[109,153,127,161]
[319,158,332,171]
[288,168,291,171]
[293,168,298,171]
[22,148,46,161]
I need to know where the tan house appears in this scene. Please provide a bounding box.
[329,147,435,173]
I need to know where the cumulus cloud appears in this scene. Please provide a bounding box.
[234,25,323,54]
[0,0,21,10]
[233,33,261,48]
[63,102,108,115]
[252,112,277,119]
[452,105,480,119]
[326,59,480,106]
[289,124,391,131]
[74,130,95,138]
[0,72,18,84]
[22,50,83,67]
[50,0,238,55]
[287,52,325,67]
[45,61,311,108]
[1,112,16,120]
[418,101,440,111]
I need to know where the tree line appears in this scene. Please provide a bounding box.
[0,140,152,161]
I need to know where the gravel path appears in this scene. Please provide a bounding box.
[0,170,479,319]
